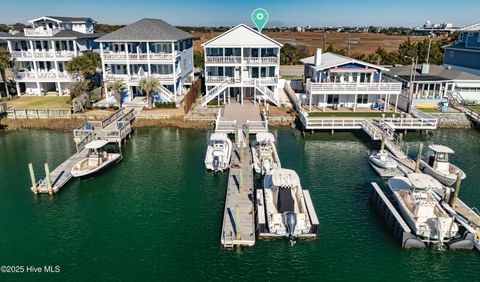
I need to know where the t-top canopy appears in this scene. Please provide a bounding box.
[85,140,109,149]
[428,144,455,154]
[407,173,443,190]
[209,133,228,141]
[256,132,275,143]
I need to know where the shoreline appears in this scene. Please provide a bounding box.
[0,115,474,131]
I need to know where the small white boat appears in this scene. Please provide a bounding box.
[369,150,398,169]
[204,133,232,172]
[71,140,122,180]
[420,145,466,186]
[263,168,313,240]
[388,173,459,245]
[251,132,281,175]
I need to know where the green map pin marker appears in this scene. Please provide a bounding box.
[252,8,269,33]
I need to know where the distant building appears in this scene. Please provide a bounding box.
[300,49,402,112]
[443,29,480,76]
[0,16,102,95]
[201,24,282,106]
[387,64,480,108]
[96,18,194,104]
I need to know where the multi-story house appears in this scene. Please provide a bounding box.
[201,24,283,106]
[96,18,194,104]
[0,16,101,95]
[300,49,402,112]
[443,26,480,76]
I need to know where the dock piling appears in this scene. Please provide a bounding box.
[44,163,53,195]
[28,163,38,194]
[449,174,462,207]
[415,143,423,173]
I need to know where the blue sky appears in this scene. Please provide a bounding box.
[1,0,478,27]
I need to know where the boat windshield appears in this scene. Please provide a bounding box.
[436,152,449,162]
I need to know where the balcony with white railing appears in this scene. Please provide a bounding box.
[242,57,279,64]
[24,28,60,37]
[106,73,175,83]
[205,56,242,64]
[103,52,174,62]
[205,76,236,84]
[15,70,72,82]
[12,50,75,60]
[306,79,402,95]
[244,77,278,85]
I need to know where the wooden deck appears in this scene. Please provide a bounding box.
[33,149,89,194]
[31,108,138,195]
[220,142,256,248]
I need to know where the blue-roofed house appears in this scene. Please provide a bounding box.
[443,25,480,76]
[300,49,402,112]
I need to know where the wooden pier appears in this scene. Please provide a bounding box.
[220,139,256,248]
[30,108,137,195]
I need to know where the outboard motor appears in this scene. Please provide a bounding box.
[213,156,220,171]
[284,211,297,244]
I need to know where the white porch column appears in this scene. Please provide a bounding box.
[241,87,244,105]
[51,40,60,81]
[73,40,78,56]
[16,82,21,96]
[172,42,177,101]
[146,42,152,75]
[7,40,13,53]
[323,94,327,111]
[99,42,106,83]
[394,93,399,113]
[125,43,131,76]
[353,93,357,112]
[309,92,312,112]
[57,82,63,96]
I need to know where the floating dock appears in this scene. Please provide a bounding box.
[370,182,425,248]
[220,138,256,248]
[29,108,137,195]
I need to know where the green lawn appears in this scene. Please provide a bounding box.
[281,75,302,80]
[308,111,396,118]
[7,96,71,110]
[467,105,480,113]
[417,108,440,113]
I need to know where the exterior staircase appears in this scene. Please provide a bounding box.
[254,80,280,106]
[201,78,230,106]
[158,84,175,102]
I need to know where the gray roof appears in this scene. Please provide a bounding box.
[96,18,194,42]
[0,30,103,40]
[387,64,480,81]
[300,52,389,72]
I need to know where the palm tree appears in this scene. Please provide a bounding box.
[0,48,12,99]
[138,76,161,109]
[107,80,126,108]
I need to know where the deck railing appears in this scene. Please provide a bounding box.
[306,79,402,94]
[103,52,174,61]
[205,56,242,64]
[242,57,278,64]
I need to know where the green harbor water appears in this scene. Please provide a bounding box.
[0,127,479,281]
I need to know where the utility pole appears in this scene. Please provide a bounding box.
[426,28,435,64]
[345,36,359,57]
[407,56,418,113]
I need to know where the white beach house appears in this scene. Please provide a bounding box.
[201,24,283,106]
[96,18,194,104]
[300,49,402,112]
[0,16,101,95]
